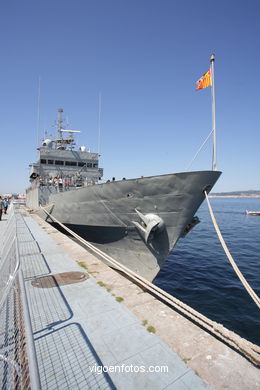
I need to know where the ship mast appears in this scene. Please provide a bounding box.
[55,107,80,150]
[57,107,64,138]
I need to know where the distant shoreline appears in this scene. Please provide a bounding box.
[209,195,260,198]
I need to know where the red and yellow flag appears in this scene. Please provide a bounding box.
[196,69,212,90]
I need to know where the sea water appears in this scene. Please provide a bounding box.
[154,197,260,346]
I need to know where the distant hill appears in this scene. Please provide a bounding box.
[210,190,260,197]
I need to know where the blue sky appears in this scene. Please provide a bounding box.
[1,0,259,194]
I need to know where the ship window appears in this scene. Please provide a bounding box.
[48,160,54,164]
[55,160,64,165]
[93,163,98,168]
[65,161,77,166]
[87,163,92,168]
[78,162,85,167]
[40,159,47,164]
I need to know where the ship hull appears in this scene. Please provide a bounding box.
[26,170,221,281]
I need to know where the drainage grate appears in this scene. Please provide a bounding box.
[31,271,88,288]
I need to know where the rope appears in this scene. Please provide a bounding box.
[91,186,127,227]
[205,191,260,309]
[186,129,213,171]
[40,206,260,365]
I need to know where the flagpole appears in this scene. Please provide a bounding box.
[210,54,217,171]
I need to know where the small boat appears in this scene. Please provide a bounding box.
[245,210,260,216]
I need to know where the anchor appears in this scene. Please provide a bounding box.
[132,209,165,244]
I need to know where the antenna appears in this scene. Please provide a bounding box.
[98,92,101,154]
[37,76,41,148]
[60,129,80,133]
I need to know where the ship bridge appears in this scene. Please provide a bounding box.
[29,108,103,187]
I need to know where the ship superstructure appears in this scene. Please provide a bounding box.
[29,108,103,190]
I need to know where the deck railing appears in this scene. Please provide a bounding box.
[0,206,41,389]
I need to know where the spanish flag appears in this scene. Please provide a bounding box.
[196,69,212,90]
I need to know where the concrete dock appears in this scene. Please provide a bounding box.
[1,206,259,389]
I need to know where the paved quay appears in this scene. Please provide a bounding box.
[10,207,213,390]
[1,207,259,389]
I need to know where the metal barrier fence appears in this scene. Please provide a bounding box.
[0,207,41,389]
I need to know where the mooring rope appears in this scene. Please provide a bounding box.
[40,206,260,365]
[91,186,128,227]
[205,192,260,309]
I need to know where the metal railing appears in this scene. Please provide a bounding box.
[0,207,41,389]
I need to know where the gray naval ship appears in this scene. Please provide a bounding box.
[26,108,221,281]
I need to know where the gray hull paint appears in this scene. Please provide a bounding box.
[27,170,221,281]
